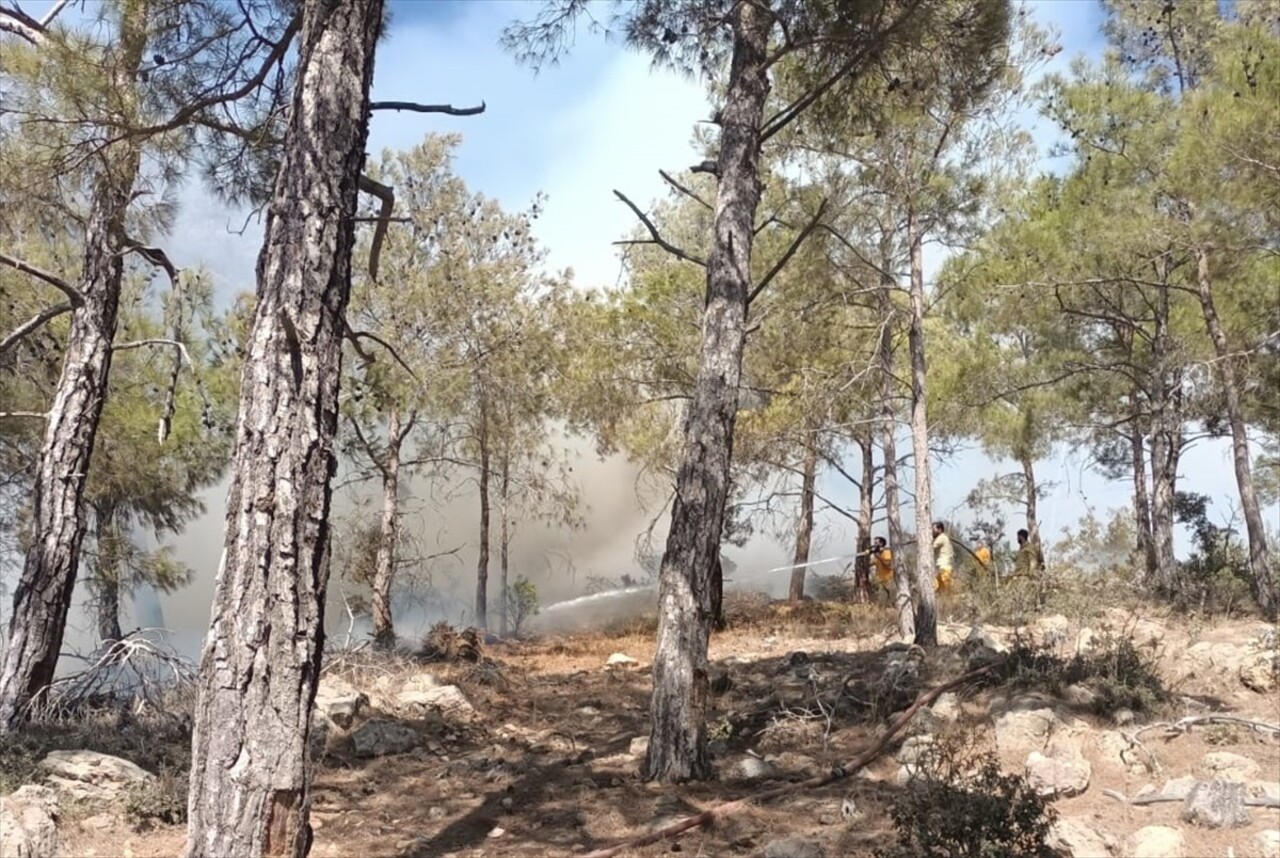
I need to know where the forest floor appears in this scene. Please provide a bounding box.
[14,585,1280,857]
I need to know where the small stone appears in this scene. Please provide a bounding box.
[605,652,639,667]
[1256,829,1280,858]
[577,706,599,716]
[350,719,420,758]
[1181,780,1250,829]
[428,806,446,820]
[1161,776,1197,800]
[1076,627,1097,654]
[1127,825,1186,858]
[930,692,961,723]
[488,825,505,838]
[628,736,649,758]
[500,797,514,810]
[1112,708,1135,726]
[730,756,777,781]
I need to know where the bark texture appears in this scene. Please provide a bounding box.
[371,407,402,649]
[498,454,511,637]
[1194,248,1275,616]
[1148,262,1182,593]
[645,0,771,784]
[1129,403,1157,581]
[183,2,382,855]
[787,443,818,604]
[855,432,873,603]
[905,216,936,646]
[0,146,141,731]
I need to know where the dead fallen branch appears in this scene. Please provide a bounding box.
[1102,788,1280,809]
[1132,714,1280,741]
[580,661,999,858]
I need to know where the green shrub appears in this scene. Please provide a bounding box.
[991,637,1170,720]
[879,747,1057,858]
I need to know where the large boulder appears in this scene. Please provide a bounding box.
[1046,817,1114,858]
[314,675,369,728]
[39,750,153,801]
[0,784,59,858]
[1181,780,1250,829]
[350,718,420,758]
[1127,825,1186,858]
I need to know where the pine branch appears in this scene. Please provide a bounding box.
[357,174,395,282]
[0,250,84,305]
[658,169,712,211]
[0,302,72,356]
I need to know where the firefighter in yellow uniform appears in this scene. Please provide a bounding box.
[871,537,893,597]
[932,521,955,594]
[974,540,992,574]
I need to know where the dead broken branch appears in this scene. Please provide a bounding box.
[1102,788,1280,809]
[612,190,706,267]
[581,661,998,858]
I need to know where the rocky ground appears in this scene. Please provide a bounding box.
[3,594,1278,858]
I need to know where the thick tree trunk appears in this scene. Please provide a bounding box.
[906,215,937,646]
[183,2,382,855]
[93,504,124,647]
[475,405,491,631]
[1194,248,1276,617]
[0,152,140,732]
[498,453,510,637]
[787,443,818,604]
[878,243,913,641]
[645,0,770,785]
[371,408,401,650]
[855,432,874,603]
[1130,406,1157,582]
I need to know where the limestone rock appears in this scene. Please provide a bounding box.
[1201,751,1261,782]
[1256,829,1280,858]
[0,784,59,858]
[39,750,153,801]
[397,684,473,720]
[897,735,936,765]
[1025,737,1091,797]
[605,652,639,668]
[762,836,825,858]
[1127,825,1186,858]
[1181,779,1250,829]
[1240,652,1277,694]
[1161,776,1197,800]
[992,706,1057,756]
[628,736,649,758]
[930,692,961,723]
[1046,817,1114,858]
[729,756,777,781]
[350,718,420,758]
[1075,627,1097,654]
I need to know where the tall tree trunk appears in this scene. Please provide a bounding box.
[878,240,913,641]
[475,401,491,631]
[93,503,124,647]
[1148,260,1180,593]
[1020,450,1038,540]
[855,432,874,603]
[498,452,510,637]
[905,214,937,646]
[1130,402,1157,582]
[1194,248,1276,616]
[371,407,401,650]
[788,442,818,604]
[644,0,770,785]
[183,2,382,855]
[0,149,142,733]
